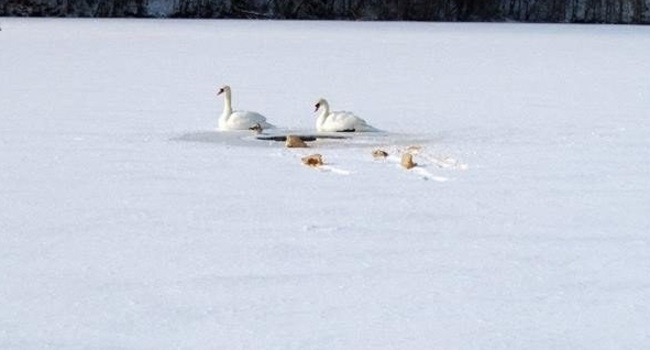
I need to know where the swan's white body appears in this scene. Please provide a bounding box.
[217,85,274,131]
[314,98,377,132]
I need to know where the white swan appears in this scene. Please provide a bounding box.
[217,85,274,131]
[314,98,377,132]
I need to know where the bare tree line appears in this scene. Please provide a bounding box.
[2,0,649,23]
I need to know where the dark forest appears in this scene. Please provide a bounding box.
[2,0,649,24]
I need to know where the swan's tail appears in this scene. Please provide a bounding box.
[359,124,381,132]
[259,121,276,129]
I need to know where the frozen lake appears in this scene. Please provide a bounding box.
[1,18,649,349]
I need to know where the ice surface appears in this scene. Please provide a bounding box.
[1,18,649,349]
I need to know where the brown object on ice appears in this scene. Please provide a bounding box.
[372,149,389,158]
[301,154,323,167]
[286,135,308,148]
[249,123,263,134]
[401,153,417,169]
[405,145,422,153]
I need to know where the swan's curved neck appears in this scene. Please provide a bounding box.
[222,90,233,117]
[320,100,330,116]
[315,101,330,129]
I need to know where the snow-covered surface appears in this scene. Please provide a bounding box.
[1,18,649,349]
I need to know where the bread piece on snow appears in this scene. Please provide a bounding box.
[401,153,417,169]
[301,154,323,167]
[286,135,308,148]
[372,149,389,158]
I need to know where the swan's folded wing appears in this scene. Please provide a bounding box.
[329,111,378,131]
[227,110,274,130]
